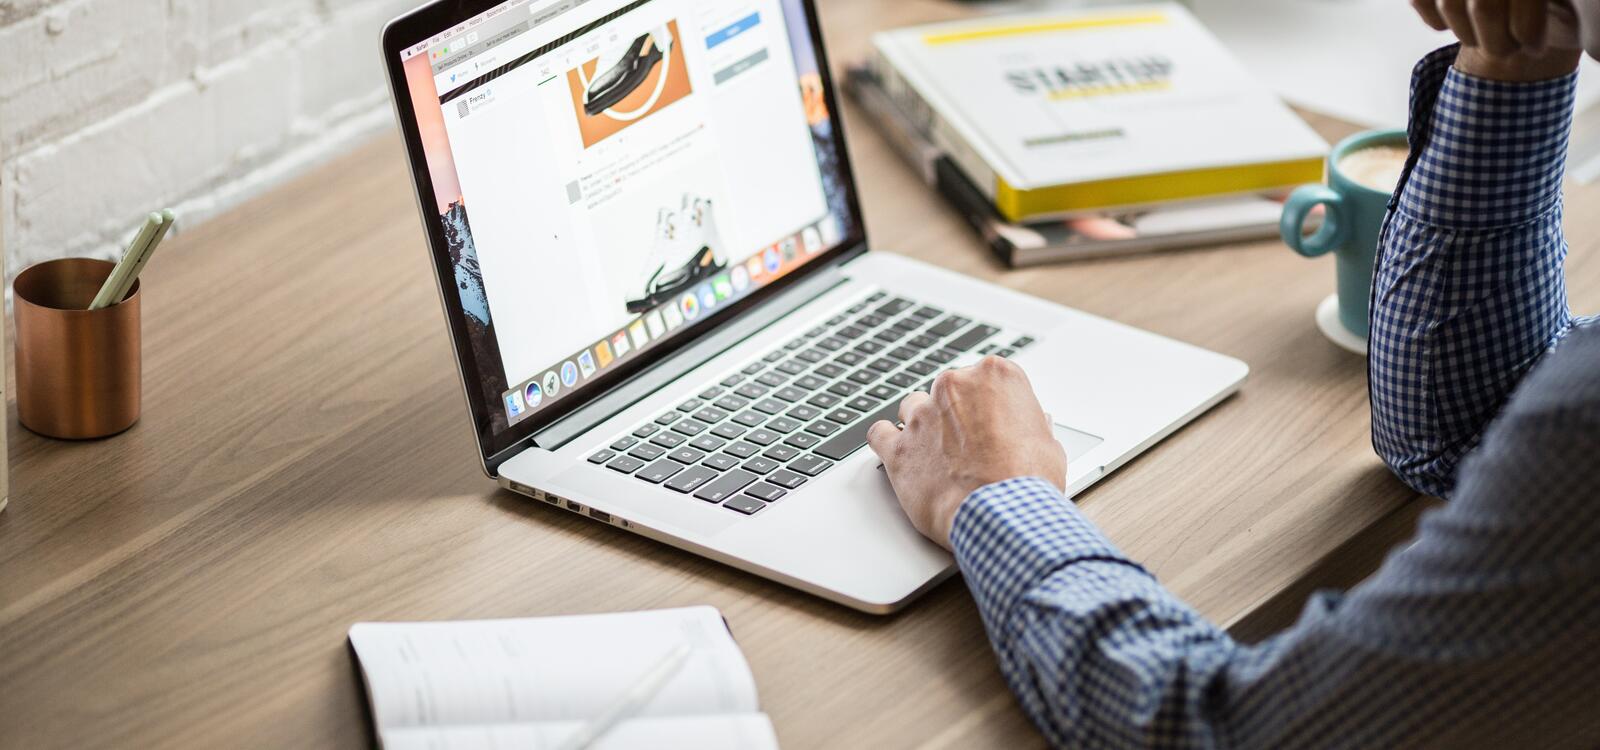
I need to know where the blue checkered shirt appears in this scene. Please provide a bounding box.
[951,46,1600,748]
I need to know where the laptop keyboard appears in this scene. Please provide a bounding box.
[586,292,1035,516]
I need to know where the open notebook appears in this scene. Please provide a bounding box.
[348,606,778,750]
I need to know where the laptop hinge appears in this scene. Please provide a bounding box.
[528,265,853,451]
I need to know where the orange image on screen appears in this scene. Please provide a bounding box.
[567,20,693,148]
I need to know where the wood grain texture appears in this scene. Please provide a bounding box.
[3,1,1597,747]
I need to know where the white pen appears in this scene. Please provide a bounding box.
[107,208,174,305]
[90,212,163,310]
[554,642,693,750]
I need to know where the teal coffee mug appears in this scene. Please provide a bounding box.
[1280,129,1409,353]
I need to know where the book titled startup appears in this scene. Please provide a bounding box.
[869,3,1328,223]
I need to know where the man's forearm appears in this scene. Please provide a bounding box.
[1369,45,1579,498]
[951,477,1243,746]
[952,417,1600,747]
[949,479,1400,747]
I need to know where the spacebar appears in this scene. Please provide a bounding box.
[814,401,905,461]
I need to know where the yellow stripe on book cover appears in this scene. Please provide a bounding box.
[993,157,1326,223]
[922,12,1169,46]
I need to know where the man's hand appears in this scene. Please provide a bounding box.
[1412,0,1583,80]
[866,357,1067,550]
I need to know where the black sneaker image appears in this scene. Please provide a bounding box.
[626,195,728,315]
[584,26,673,117]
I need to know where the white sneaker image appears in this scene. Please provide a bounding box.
[625,194,728,315]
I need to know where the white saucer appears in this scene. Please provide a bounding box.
[1317,294,1368,355]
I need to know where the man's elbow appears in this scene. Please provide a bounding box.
[1372,431,1458,499]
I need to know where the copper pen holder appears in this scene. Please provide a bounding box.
[13,258,141,440]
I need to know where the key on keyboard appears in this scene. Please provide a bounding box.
[695,470,758,503]
[636,459,684,484]
[814,401,903,461]
[665,466,718,493]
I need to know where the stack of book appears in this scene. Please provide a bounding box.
[848,3,1327,267]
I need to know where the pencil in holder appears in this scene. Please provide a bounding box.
[13,258,142,440]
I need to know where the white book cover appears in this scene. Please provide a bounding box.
[871,3,1327,221]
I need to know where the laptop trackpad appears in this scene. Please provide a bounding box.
[1054,423,1104,464]
[872,423,1101,468]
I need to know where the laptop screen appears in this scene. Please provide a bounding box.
[395,0,860,455]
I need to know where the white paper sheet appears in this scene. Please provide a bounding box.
[348,607,763,738]
[1187,0,1600,181]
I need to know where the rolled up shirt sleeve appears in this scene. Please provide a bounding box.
[1369,45,1587,498]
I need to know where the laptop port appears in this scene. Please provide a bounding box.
[565,499,583,512]
[589,509,612,523]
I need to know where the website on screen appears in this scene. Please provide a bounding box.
[401,0,849,432]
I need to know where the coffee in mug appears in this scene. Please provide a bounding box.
[1280,129,1410,353]
[1336,145,1408,195]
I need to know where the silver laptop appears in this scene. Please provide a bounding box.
[382,0,1248,613]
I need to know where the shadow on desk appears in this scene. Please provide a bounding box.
[1231,473,1436,643]
[484,487,945,630]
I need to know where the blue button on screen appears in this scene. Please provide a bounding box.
[706,12,761,50]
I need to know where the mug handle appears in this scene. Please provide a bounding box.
[1280,185,1347,258]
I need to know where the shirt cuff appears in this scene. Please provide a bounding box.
[951,477,1147,620]
[1395,45,1577,229]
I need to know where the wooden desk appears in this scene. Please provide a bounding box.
[4,1,1598,747]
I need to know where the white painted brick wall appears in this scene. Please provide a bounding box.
[0,0,422,274]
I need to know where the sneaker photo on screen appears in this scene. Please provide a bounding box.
[584,25,674,116]
[626,194,728,314]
